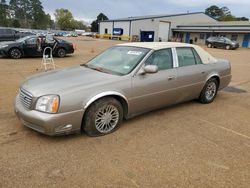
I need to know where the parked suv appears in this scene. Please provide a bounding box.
[0,28,33,42]
[206,36,239,50]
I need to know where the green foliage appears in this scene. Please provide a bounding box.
[205,5,249,21]
[54,8,88,30]
[0,0,9,26]
[12,19,21,27]
[91,13,108,32]
[0,0,88,30]
[54,8,74,30]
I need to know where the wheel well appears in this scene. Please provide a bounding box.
[210,76,220,87]
[81,95,129,130]
[8,47,22,56]
[56,47,66,52]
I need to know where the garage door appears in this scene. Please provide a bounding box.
[158,21,170,42]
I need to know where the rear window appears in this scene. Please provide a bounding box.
[0,29,15,35]
[176,47,196,67]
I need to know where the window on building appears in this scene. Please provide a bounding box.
[145,48,173,70]
[200,33,205,39]
[104,28,108,34]
[206,33,211,39]
[176,47,196,67]
[231,34,238,41]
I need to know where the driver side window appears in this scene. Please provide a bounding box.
[145,48,173,70]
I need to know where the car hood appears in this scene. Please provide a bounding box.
[21,66,119,96]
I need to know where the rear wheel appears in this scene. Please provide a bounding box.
[83,97,123,137]
[9,48,22,59]
[207,43,212,48]
[199,78,218,104]
[57,48,66,58]
[225,45,231,50]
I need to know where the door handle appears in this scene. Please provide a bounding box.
[201,71,205,74]
[168,76,175,80]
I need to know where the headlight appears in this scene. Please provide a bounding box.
[35,95,60,113]
[0,45,8,48]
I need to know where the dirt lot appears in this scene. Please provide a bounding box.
[0,37,250,187]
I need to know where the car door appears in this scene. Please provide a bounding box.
[174,47,209,102]
[23,37,41,57]
[217,38,226,48]
[130,48,179,116]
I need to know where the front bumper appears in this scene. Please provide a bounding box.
[15,96,84,136]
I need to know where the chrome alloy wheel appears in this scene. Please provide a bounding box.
[205,82,217,101]
[10,49,21,59]
[95,104,119,133]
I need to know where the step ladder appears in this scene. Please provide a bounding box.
[41,47,55,71]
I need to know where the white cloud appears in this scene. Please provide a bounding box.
[41,0,250,22]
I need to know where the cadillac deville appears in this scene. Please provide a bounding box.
[15,42,231,136]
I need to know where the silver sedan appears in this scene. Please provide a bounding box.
[15,42,231,136]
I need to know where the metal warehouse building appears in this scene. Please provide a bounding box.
[99,12,250,48]
[99,12,216,42]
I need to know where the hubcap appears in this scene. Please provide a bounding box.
[95,105,119,133]
[205,82,217,101]
[11,49,21,58]
[58,49,65,57]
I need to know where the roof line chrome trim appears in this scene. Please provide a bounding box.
[83,91,129,110]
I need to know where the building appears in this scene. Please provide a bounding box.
[99,12,216,42]
[99,12,250,48]
[173,22,250,48]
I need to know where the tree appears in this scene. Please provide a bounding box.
[54,8,74,30]
[205,5,223,19]
[91,13,108,32]
[9,0,32,28]
[0,0,9,26]
[205,5,249,21]
[30,0,50,29]
[12,19,21,27]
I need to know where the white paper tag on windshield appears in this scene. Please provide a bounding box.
[127,51,142,56]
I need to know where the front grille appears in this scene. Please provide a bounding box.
[19,89,33,109]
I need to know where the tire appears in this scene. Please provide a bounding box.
[207,43,212,48]
[9,48,22,59]
[83,97,123,137]
[225,45,231,50]
[199,78,218,104]
[57,48,66,58]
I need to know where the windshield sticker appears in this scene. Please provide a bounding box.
[123,65,130,69]
[127,51,142,56]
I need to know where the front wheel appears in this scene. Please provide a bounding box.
[83,97,123,136]
[199,78,218,104]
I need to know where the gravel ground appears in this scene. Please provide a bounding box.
[0,37,249,187]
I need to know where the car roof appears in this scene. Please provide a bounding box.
[118,42,218,64]
[117,42,198,50]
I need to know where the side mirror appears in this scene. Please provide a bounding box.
[139,65,158,75]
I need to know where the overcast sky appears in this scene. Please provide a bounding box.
[41,0,250,23]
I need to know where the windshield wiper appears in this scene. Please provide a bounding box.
[82,64,106,73]
[81,64,124,76]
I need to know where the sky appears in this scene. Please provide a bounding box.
[41,0,250,23]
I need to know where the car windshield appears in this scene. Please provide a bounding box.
[16,36,34,42]
[84,46,150,75]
